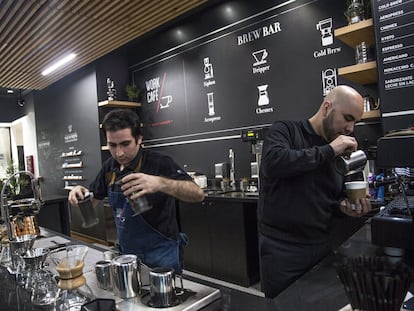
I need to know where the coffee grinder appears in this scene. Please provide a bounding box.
[0,171,44,273]
[1,171,44,241]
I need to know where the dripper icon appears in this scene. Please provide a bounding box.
[252,49,268,66]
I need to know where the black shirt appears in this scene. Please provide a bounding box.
[90,148,192,239]
[258,120,344,244]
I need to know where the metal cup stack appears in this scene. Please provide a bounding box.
[335,256,412,311]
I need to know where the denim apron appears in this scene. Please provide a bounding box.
[107,159,186,273]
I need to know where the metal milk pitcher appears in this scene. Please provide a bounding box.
[111,254,141,299]
[335,150,367,176]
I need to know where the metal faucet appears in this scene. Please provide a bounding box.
[0,171,43,241]
[229,149,236,190]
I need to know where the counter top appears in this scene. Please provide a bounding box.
[1,221,413,311]
[0,229,221,311]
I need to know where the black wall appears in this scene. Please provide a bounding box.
[33,47,132,197]
[0,93,34,123]
[34,66,102,196]
[2,0,389,190]
[96,48,129,102]
[125,0,379,179]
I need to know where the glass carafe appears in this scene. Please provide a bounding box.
[22,247,50,290]
[0,239,12,268]
[30,269,60,306]
[47,245,95,311]
[345,0,365,24]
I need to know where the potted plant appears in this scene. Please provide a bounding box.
[2,162,30,199]
[125,84,141,102]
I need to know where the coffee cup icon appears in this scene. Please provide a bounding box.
[252,49,268,66]
[160,95,172,109]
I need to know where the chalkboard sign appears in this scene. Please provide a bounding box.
[132,0,356,146]
[372,0,414,133]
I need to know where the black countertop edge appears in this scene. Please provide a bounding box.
[203,190,258,202]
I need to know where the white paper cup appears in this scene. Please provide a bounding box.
[345,181,367,204]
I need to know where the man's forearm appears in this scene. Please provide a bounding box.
[159,177,204,202]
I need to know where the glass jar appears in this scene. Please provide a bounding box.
[345,0,365,24]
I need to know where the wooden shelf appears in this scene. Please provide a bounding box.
[61,152,83,158]
[337,61,377,85]
[334,18,375,47]
[362,110,381,120]
[98,100,141,108]
[62,164,83,169]
[63,175,84,181]
[63,178,84,181]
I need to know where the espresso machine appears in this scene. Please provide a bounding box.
[370,135,414,252]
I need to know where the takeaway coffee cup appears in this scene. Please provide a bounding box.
[111,254,141,299]
[149,267,184,308]
[345,181,367,205]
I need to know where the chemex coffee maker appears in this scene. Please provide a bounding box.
[0,171,44,250]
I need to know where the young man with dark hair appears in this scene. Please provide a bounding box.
[69,109,204,272]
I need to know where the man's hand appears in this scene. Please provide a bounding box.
[330,135,358,156]
[68,185,89,206]
[121,173,160,198]
[120,172,204,203]
[339,195,372,217]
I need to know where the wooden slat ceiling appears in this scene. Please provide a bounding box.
[0,0,208,91]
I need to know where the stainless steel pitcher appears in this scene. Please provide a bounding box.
[335,150,367,176]
[111,254,141,299]
[95,260,112,290]
[149,267,183,308]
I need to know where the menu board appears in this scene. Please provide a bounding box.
[372,0,414,133]
[132,0,356,145]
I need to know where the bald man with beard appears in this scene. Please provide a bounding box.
[257,85,372,298]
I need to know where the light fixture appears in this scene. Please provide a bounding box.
[7,89,14,94]
[41,53,76,76]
